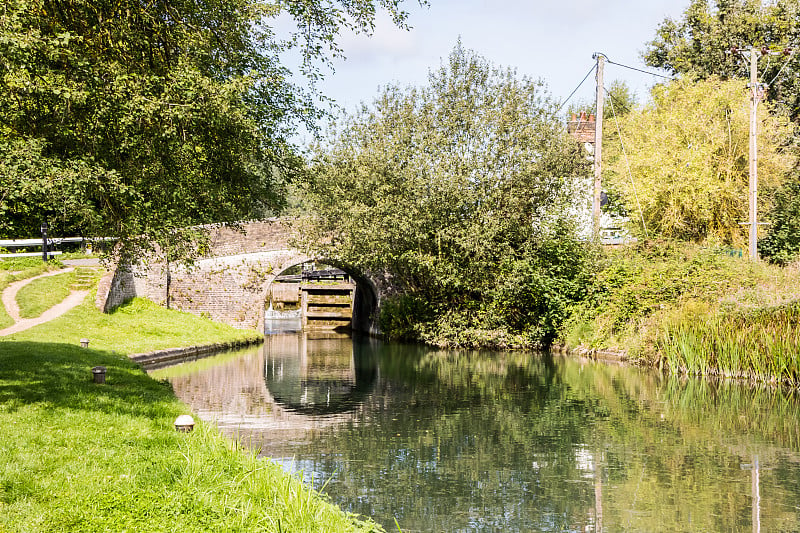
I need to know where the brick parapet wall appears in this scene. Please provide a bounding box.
[97,219,387,334]
[204,219,301,256]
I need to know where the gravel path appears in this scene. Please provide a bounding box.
[0,268,87,337]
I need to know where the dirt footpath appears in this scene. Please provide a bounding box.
[0,269,88,337]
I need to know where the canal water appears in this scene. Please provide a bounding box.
[150,332,800,532]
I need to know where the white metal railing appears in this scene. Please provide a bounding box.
[0,237,87,259]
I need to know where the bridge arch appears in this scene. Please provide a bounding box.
[259,256,381,334]
[98,219,388,335]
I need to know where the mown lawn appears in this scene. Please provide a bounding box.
[0,286,382,532]
[16,271,76,318]
[7,297,261,354]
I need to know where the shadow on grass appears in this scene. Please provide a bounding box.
[0,341,181,420]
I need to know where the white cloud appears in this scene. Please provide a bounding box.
[336,12,419,65]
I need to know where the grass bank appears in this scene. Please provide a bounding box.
[16,270,76,318]
[560,241,800,385]
[7,296,262,354]
[0,274,382,531]
[0,258,63,328]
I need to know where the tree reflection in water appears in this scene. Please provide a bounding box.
[152,334,800,532]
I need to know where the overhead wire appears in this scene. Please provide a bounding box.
[604,58,675,80]
[556,63,597,114]
[766,49,796,86]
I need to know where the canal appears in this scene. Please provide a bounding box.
[150,332,800,532]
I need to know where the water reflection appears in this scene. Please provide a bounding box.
[152,335,800,532]
[265,332,376,416]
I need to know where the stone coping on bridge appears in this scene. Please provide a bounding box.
[130,337,264,368]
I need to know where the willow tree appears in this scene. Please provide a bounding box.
[604,78,794,244]
[305,44,591,347]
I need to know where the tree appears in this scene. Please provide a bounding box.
[0,0,421,255]
[567,79,637,122]
[758,177,800,263]
[644,0,800,120]
[604,78,794,244]
[304,43,592,347]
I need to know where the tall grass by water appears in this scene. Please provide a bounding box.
[658,302,800,386]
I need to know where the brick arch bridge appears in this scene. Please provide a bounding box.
[96,219,390,334]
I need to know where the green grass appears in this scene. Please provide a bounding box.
[0,278,382,532]
[6,297,262,354]
[559,241,800,384]
[0,257,53,271]
[16,271,76,318]
[0,262,64,329]
[0,342,381,532]
[657,302,800,385]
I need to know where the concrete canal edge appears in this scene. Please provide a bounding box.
[129,337,264,367]
[550,343,629,364]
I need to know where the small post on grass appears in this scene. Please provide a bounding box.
[174,415,195,432]
[92,366,106,384]
[41,221,48,262]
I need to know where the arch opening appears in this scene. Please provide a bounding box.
[264,259,379,335]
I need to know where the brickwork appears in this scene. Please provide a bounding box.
[98,219,386,334]
[204,218,300,256]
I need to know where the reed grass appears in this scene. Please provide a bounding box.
[658,302,800,386]
[561,242,800,384]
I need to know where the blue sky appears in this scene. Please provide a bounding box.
[310,0,690,115]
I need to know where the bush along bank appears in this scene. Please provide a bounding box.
[559,241,800,387]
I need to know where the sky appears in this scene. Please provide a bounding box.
[307,0,691,117]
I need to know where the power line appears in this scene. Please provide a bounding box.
[556,63,597,114]
[604,58,675,80]
[766,49,796,86]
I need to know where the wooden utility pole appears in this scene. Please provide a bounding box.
[748,48,760,261]
[593,53,605,238]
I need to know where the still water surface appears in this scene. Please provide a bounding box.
[151,332,800,532]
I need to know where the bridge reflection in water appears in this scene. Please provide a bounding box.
[150,332,377,450]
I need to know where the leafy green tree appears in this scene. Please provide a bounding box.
[644,0,800,120]
[305,43,592,347]
[605,78,794,244]
[759,177,800,263]
[567,79,637,122]
[0,0,421,255]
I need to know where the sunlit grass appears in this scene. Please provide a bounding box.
[16,271,76,318]
[0,261,63,329]
[0,342,382,532]
[658,302,800,386]
[6,297,261,354]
